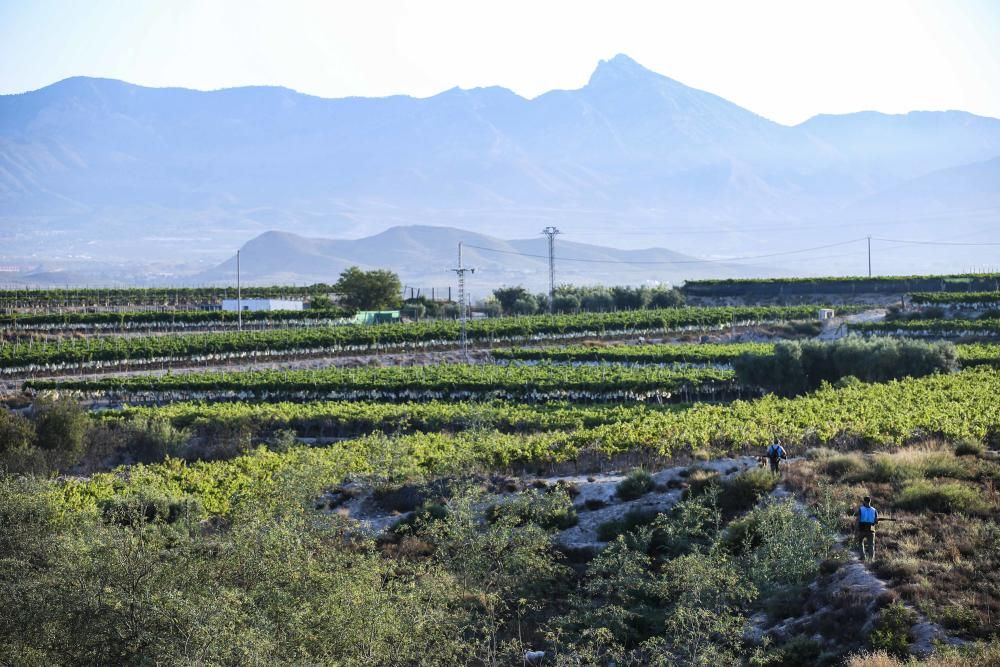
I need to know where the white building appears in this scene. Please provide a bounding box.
[222,298,304,312]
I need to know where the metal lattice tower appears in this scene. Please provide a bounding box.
[541,227,561,314]
[450,242,476,360]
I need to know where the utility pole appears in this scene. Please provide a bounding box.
[236,249,242,331]
[450,242,476,361]
[541,226,561,314]
[867,236,872,278]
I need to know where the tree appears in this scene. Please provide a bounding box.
[552,294,580,314]
[648,287,684,309]
[333,266,402,310]
[0,410,35,454]
[512,297,538,316]
[33,396,88,464]
[492,287,531,314]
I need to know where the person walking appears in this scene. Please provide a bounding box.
[857,496,879,561]
[766,441,787,474]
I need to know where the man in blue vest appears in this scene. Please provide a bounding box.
[766,441,787,474]
[857,496,879,561]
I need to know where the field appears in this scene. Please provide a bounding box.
[3,293,999,665]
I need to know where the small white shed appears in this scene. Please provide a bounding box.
[817,308,835,320]
[222,298,304,312]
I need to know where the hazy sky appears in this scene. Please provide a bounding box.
[1,0,999,125]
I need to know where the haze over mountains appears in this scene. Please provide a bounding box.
[198,225,762,292]
[2,54,999,286]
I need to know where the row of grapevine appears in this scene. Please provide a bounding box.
[494,341,1000,368]
[683,273,1000,297]
[0,284,335,310]
[60,367,1000,516]
[1,305,847,375]
[908,291,1000,306]
[105,399,674,436]
[30,363,740,403]
[852,319,1000,338]
[493,342,775,364]
[0,308,352,330]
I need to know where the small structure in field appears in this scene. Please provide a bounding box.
[222,298,304,312]
[818,308,835,320]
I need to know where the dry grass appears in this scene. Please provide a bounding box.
[847,644,1000,666]
[791,444,1000,641]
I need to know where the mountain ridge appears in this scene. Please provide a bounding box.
[2,54,999,280]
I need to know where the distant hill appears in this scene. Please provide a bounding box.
[3,54,1000,280]
[196,225,767,291]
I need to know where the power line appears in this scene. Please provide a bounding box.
[871,237,1000,246]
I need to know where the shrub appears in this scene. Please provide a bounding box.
[770,634,823,667]
[734,336,958,396]
[820,454,866,480]
[954,439,985,457]
[895,480,988,514]
[869,602,916,658]
[596,508,658,542]
[488,488,578,531]
[33,396,88,459]
[718,468,778,514]
[99,491,201,526]
[617,469,655,501]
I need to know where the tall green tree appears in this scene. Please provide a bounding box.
[333,266,402,310]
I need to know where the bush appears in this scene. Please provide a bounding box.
[0,409,35,453]
[596,508,658,542]
[487,488,578,531]
[33,396,88,458]
[718,468,778,514]
[955,439,985,457]
[869,602,916,658]
[770,634,823,667]
[99,491,201,526]
[617,469,655,500]
[734,336,958,396]
[820,454,866,480]
[895,480,988,514]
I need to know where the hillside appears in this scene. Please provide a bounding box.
[196,225,765,291]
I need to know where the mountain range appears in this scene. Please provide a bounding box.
[2,54,999,284]
[198,225,764,292]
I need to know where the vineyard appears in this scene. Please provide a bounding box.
[0,304,845,375]
[682,273,1000,298]
[852,318,1000,338]
[60,366,1000,516]
[0,307,353,332]
[29,363,740,403]
[493,342,775,364]
[908,291,1000,305]
[0,284,335,311]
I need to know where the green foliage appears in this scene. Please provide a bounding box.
[617,468,655,500]
[718,468,779,514]
[895,480,989,514]
[494,341,775,364]
[869,602,916,658]
[36,362,736,403]
[332,265,402,310]
[488,487,578,531]
[597,508,659,542]
[726,499,835,591]
[734,336,959,396]
[955,439,985,457]
[32,396,88,468]
[0,409,35,454]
